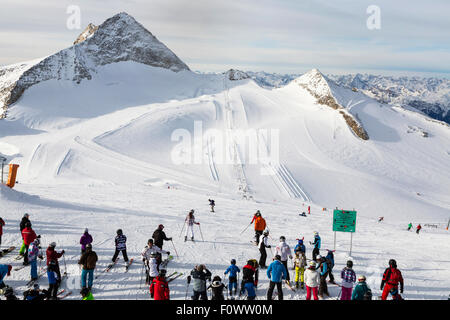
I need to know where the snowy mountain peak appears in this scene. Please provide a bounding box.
[295,68,332,97]
[224,69,250,81]
[0,12,190,118]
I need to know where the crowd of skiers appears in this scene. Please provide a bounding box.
[0,203,408,301]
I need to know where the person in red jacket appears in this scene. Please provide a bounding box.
[21,222,37,265]
[380,259,404,300]
[46,242,65,280]
[150,269,170,300]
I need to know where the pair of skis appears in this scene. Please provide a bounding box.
[0,246,16,258]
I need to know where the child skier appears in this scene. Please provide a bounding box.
[352,275,372,300]
[21,221,37,266]
[340,260,356,300]
[317,255,330,298]
[185,210,200,242]
[112,229,129,265]
[224,259,240,297]
[47,260,60,300]
[28,238,43,282]
[150,269,170,300]
[46,241,65,280]
[293,250,307,289]
[240,260,258,300]
[304,261,320,300]
[294,238,306,255]
[208,275,227,300]
[325,250,335,283]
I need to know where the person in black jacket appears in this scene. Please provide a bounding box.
[152,224,172,250]
[208,276,227,300]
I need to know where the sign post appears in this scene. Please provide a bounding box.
[332,209,357,255]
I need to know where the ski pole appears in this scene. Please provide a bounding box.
[62,250,67,275]
[198,224,204,241]
[170,240,179,257]
[185,275,191,300]
[179,221,186,238]
[240,223,252,235]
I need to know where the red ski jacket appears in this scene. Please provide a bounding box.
[21,227,37,246]
[0,218,5,236]
[382,267,404,288]
[150,276,170,300]
[46,247,63,266]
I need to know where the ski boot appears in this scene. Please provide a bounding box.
[191,237,194,241]
[184,236,187,242]
[295,281,299,289]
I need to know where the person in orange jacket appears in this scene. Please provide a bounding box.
[21,222,37,265]
[150,269,170,300]
[250,211,266,244]
[380,259,404,300]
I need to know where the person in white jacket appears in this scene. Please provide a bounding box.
[141,239,169,284]
[184,210,200,242]
[304,260,320,300]
[275,236,292,281]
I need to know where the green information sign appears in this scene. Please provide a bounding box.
[333,209,357,233]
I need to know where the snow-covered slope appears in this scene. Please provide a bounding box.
[0,13,449,300]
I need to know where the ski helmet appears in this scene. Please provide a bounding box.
[231,259,236,265]
[159,269,167,277]
[358,275,366,281]
[314,231,319,236]
[196,264,204,272]
[347,260,353,268]
[50,242,56,248]
[24,213,30,218]
[309,261,316,268]
[84,228,89,233]
[263,230,269,236]
[389,259,397,268]
[274,255,281,261]
[158,224,164,230]
[255,210,261,216]
[117,229,123,235]
[316,255,322,260]
[148,239,154,245]
[33,283,40,290]
[279,236,286,241]
[190,209,195,214]
[86,243,92,250]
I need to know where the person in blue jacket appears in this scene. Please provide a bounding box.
[0,264,12,290]
[266,255,287,300]
[224,259,240,297]
[310,232,321,261]
[325,250,335,283]
[294,238,306,255]
[317,255,330,298]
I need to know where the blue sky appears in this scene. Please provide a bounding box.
[1,0,449,77]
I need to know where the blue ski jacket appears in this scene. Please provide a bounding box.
[0,264,9,281]
[266,260,287,283]
[224,265,240,278]
[313,236,321,249]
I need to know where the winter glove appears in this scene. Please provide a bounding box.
[61,250,65,255]
[267,245,271,248]
[38,255,43,260]
[168,237,172,241]
[167,252,170,255]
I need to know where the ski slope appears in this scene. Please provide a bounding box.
[0,62,449,299]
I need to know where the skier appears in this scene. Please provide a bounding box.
[190,264,212,300]
[78,243,98,290]
[352,275,372,300]
[308,206,310,214]
[293,250,307,289]
[46,260,60,300]
[317,255,330,299]
[240,259,258,300]
[294,238,306,255]
[407,223,413,231]
[28,238,43,282]
[416,224,422,234]
[21,221,37,265]
[81,287,95,300]
[150,269,170,300]
[208,199,215,212]
[299,212,307,217]
[258,230,271,269]
[208,275,226,300]
[79,228,93,255]
[325,250,335,283]
[112,229,129,266]
[0,264,12,290]
[18,213,30,258]
[310,231,321,262]
[184,210,200,242]
[146,252,160,294]
[46,242,65,280]
[23,283,47,301]
[0,216,4,246]
[340,260,356,300]
[266,255,287,300]
[304,261,320,300]
[224,259,240,297]
[275,236,292,282]
[250,210,266,244]
[380,259,404,300]
[152,224,172,250]
[378,217,384,222]
[141,238,170,276]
